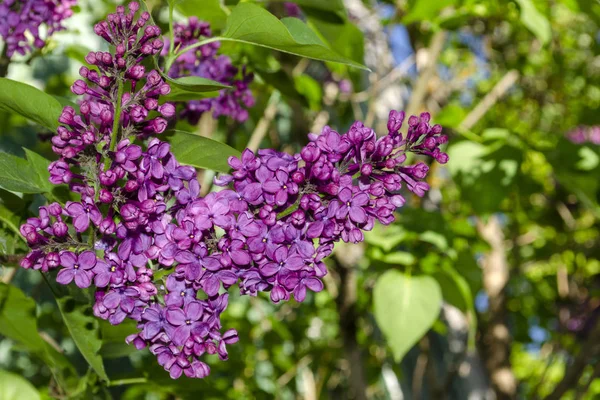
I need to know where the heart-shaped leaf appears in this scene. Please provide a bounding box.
[373,271,442,361]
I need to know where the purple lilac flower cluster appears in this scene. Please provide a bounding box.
[0,0,76,57]
[165,17,255,124]
[567,126,600,145]
[19,1,448,380]
[20,3,237,380]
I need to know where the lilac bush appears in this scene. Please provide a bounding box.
[165,17,255,124]
[18,2,448,380]
[0,0,76,57]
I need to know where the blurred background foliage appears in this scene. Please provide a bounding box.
[0,0,599,399]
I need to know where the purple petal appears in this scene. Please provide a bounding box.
[60,252,77,268]
[103,291,122,309]
[185,301,203,320]
[260,262,280,277]
[74,271,92,288]
[304,277,324,292]
[171,325,191,346]
[349,206,367,224]
[293,284,307,302]
[78,251,97,269]
[56,268,75,285]
[166,308,186,326]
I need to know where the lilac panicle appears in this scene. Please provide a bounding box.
[20,3,236,380]
[164,17,255,124]
[19,1,448,381]
[0,0,76,57]
[567,126,600,145]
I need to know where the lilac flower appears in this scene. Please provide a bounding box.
[66,199,102,232]
[0,0,76,57]
[166,301,207,346]
[260,246,304,277]
[56,251,96,288]
[18,2,448,379]
[335,188,369,224]
[165,18,255,124]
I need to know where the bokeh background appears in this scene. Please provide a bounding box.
[0,0,599,399]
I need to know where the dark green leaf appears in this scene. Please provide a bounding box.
[23,148,53,193]
[55,295,109,382]
[98,320,139,359]
[163,86,221,102]
[221,3,368,70]
[0,152,45,194]
[166,130,241,173]
[176,0,228,30]
[0,78,64,130]
[0,370,40,400]
[272,0,346,13]
[0,284,75,383]
[373,271,442,361]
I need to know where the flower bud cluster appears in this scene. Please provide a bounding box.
[0,0,76,57]
[165,17,255,124]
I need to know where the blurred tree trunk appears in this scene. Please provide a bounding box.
[334,244,368,400]
[477,216,517,400]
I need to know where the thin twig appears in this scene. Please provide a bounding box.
[247,92,280,152]
[402,31,448,127]
[458,70,519,132]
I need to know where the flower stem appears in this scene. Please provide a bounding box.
[107,377,147,387]
[168,2,175,56]
[164,36,225,73]
[109,79,125,153]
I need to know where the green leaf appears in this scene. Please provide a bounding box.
[0,370,40,400]
[176,0,229,30]
[432,264,477,348]
[23,148,53,193]
[373,271,442,361]
[55,295,109,382]
[308,18,365,66]
[221,3,368,70]
[0,152,45,194]
[272,0,346,13]
[164,75,231,93]
[166,130,241,173]
[402,0,456,24]
[98,320,139,359]
[515,0,551,45]
[163,87,220,102]
[0,284,75,383]
[293,75,322,110]
[0,78,64,130]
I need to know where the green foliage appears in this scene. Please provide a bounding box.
[176,0,229,30]
[54,293,109,382]
[515,0,552,44]
[0,78,67,131]
[0,151,51,194]
[0,370,41,400]
[167,130,242,172]
[222,3,368,70]
[373,271,442,361]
